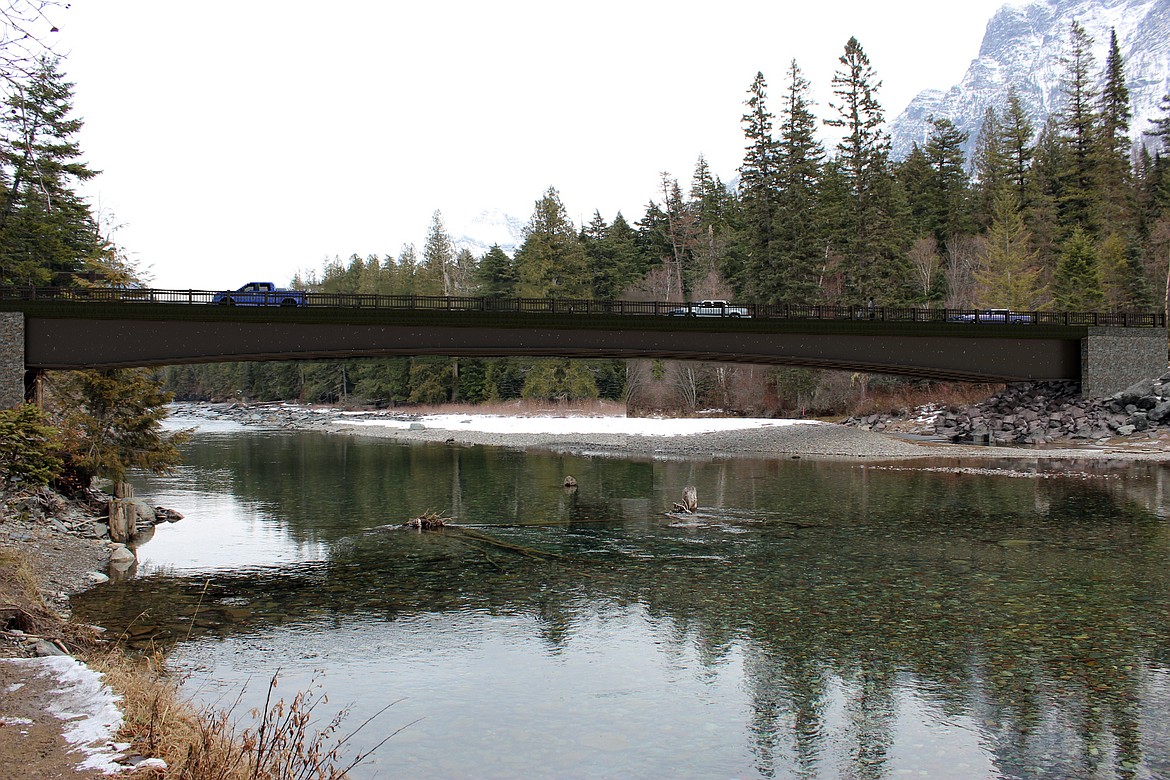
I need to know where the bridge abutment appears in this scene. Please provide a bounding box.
[0,312,24,409]
[1081,327,1168,398]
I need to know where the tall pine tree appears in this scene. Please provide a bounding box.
[513,187,590,298]
[0,56,99,285]
[824,37,905,304]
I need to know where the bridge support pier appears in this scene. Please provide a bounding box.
[1,312,24,409]
[1081,327,1168,398]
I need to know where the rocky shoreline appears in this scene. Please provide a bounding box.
[1,487,182,653]
[846,377,1170,453]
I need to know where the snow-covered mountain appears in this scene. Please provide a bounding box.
[449,209,526,257]
[890,0,1170,161]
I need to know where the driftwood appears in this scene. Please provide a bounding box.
[563,476,577,488]
[397,513,593,569]
[403,512,448,530]
[672,485,698,513]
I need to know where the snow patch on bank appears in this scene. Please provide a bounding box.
[335,414,820,437]
[0,655,143,774]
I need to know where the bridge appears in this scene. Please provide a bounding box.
[0,287,1166,408]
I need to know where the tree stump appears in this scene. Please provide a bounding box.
[108,480,136,543]
[673,485,698,513]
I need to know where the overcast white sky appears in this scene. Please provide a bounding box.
[53,1,1008,289]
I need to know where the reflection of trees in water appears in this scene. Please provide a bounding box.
[114,436,1170,778]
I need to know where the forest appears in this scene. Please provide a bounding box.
[4,25,1170,414]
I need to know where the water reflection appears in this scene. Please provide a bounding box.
[72,429,1170,779]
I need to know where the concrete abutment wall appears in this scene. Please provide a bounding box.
[1081,327,1169,398]
[0,312,24,409]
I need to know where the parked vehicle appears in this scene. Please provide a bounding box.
[949,308,1033,324]
[667,299,751,318]
[212,282,307,307]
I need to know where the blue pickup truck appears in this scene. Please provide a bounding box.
[212,282,307,307]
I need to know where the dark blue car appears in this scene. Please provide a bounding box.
[212,282,306,307]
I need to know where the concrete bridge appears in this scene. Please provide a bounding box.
[1,288,1166,407]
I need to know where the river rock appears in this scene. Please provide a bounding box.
[909,372,1170,444]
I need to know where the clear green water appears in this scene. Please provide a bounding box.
[71,422,1170,779]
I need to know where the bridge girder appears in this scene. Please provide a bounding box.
[23,314,1080,385]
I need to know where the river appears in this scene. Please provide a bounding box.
[71,417,1170,779]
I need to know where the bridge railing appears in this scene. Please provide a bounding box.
[0,286,1165,328]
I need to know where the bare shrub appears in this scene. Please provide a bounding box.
[90,656,407,780]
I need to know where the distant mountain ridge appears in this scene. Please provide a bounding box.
[890,0,1170,161]
[449,209,526,258]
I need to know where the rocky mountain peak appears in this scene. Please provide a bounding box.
[890,0,1170,162]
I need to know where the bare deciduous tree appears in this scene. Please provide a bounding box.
[943,233,986,308]
[907,236,941,301]
[1,0,63,86]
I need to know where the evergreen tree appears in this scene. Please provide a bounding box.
[1056,21,1100,230]
[475,243,517,297]
[581,211,646,300]
[352,358,411,403]
[407,357,453,404]
[1053,226,1105,309]
[922,117,973,243]
[513,187,590,298]
[1001,89,1036,207]
[768,59,825,304]
[1151,92,1170,152]
[897,144,934,236]
[689,155,730,230]
[972,106,1010,227]
[1094,29,1133,231]
[738,71,779,296]
[520,360,598,401]
[419,210,455,295]
[0,56,99,285]
[975,189,1045,310]
[0,403,61,491]
[603,212,648,297]
[688,156,735,295]
[396,244,419,295]
[53,369,189,485]
[824,37,904,303]
[1026,117,1067,269]
[739,72,778,214]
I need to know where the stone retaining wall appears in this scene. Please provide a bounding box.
[0,313,23,409]
[1081,327,1168,398]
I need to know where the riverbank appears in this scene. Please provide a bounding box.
[178,401,1170,462]
[0,490,151,778]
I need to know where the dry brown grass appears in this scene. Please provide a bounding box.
[90,652,405,779]
[0,548,41,606]
[843,382,1001,419]
[0,548,90,647]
